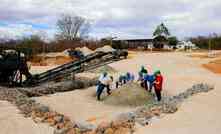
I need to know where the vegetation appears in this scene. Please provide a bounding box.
[168,36,178,47]
[56,14,90,41]
[0,36,102,60]
[153,23,170,38]
[189,34,221,50]
[152,23,171,49]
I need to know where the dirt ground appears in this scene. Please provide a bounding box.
[0,101,53,134]
[33,51,221,134]
[202,59,221,74]
[35,88,133,125]
[2,51,221,133]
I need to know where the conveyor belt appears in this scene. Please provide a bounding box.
[28,51,122,85]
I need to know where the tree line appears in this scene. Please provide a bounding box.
[1,14,221,59]
[0,14,102,59]
[189,34,221,50]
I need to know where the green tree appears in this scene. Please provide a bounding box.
[168,36,178,46]
[153,23,170,38]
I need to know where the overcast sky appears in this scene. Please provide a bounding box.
[0,0,220,40]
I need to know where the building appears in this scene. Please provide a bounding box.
[113,36,169,49]
[176,41,198,50]
[113,38,154,49]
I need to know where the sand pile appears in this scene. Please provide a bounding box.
[95,45,115,53]
[75,46,94,56]
[103,82,154,107]
[30,55,74,66]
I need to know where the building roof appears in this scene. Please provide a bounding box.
[114,38,153,42]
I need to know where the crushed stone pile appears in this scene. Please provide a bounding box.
[75,46,94,56]
[18,77,98,97]
[103,82,155,107]
[95,45,115,53]
[88,65,117,74]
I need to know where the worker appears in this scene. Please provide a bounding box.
[119,74,126,85]
[142,73,149,91]
[140,66,147,75]
[153,70,163,101]
[144,73,155,92]
[139,66,148,90]
[125,72,135,82]
[96,72,112,100]
[137,71,143,81]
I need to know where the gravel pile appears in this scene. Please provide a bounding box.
[75,47,94,56]
[18,77,98,97]
[95,45,115,53]
[88,65,117,74]
[103,82,154,107]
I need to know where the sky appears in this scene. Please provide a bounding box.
[0,0,221,41]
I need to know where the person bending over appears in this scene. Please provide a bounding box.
[97,72,112,100]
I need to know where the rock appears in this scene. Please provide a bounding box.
[114,127,131,134]
[33,117,43,123]
[149,107,161,116]
[64,120,73,128]
[54,115,64,124]
[75,121,96,132]
[37,105,50,113]
[96,121,111,134]
[47,118,56,126]
[104,128,115,134]
[54,128,69,134]
[56,123,65,129]
[114,112,136,123]
[66,128,79,134]
[161,103,178,114]
[135,118,149,126]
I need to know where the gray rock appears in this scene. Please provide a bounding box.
[53,128,68,134]
[75,121,96,132]
[135,117,149,126]
[38,105,50,113]
[115,112,136,122]
[54,115,64,123]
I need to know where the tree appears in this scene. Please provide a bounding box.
[56,14,90,41]
[153,23,170,38]
[168,36,178,46]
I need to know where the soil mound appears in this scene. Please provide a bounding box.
[103,82,154,107]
